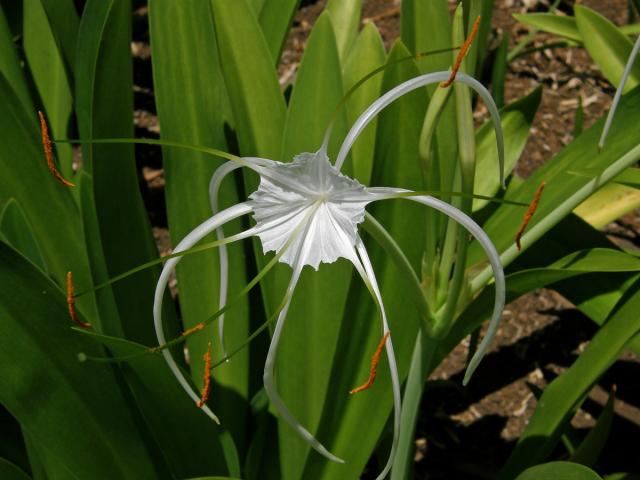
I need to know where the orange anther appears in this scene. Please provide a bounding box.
[38,111,75,187]
[515,182,545,251]
[440,16,481,88]
[350,331,391,395]
[181,322,205,336]
[67,272,91,329]
[197,342,213,408]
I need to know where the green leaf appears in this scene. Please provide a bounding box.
[462,0,495,77]
[76,0,166,345]
[303,41,426,480]
[76,172,123,337]
[491,32,509,109]
[148,0,250,453]
[254,0,300,64]
[575,5,640,91]
[326,0,361,60]
[473,86,542,211]
[574,182,640,229]
[0,458,30,480]
[515,462,603,480]
[342,23,386,185]
[499,279,640,478]
[451,248,640,351]
[210,0,286,159]
[0,73,97,324]
[570,387,616,467]
[401,0,451,76]
[275,12,351,478]
[37,0,79,74]
[614,167,640,188]
[467,86,640,273]
[185,477,243,480]
[0,6,32,111]
[513,13,582,43]
[77,330,235,477]
[23,0,75,178]
[400,0,458,198]
[0,199,47,272]
[0,242,158,479]
[620,23,640,35]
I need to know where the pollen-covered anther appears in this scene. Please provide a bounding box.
[197,342,213,408]
[67,272,91,329]
[38,111,75,187]
[181,322,205,336]
[440,15,481,88]
[350,331,391,395]
[515,181,546,251]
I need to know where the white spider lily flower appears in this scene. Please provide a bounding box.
[153,71,506,479]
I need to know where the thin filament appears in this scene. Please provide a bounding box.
[320,46,461,150]
[335,71,506,187]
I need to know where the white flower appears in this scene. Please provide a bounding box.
[153,71,506,479]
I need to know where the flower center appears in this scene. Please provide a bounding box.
[248,149,372,270]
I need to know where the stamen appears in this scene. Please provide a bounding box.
[67,272,91,329]
[38,111,75,187]
[515,181,545,251]
[350,331,391,395]
[181,322,205,336]
[197,342,212,408]
[440,16,481,88]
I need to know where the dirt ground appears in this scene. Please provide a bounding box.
[131,1,640,478]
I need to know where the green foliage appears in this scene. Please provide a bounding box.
[0,1,638,479]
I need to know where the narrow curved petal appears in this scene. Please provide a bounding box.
[335,71,505,186]
[354,237,402,480]
[263,216,345,464]
[208,161,243,355]
[599,33,640,149]
[208,157,274,354]
[369,188,505,385]
[153,202,254,422]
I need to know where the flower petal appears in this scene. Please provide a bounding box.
[153,202,254,422]
[335,71,505,186]
[369,188,506,384]
[354,237,402,480]
[208,161,243,355]
[249,150,373,269]
[599,33,640,149]
[262,215,345,464]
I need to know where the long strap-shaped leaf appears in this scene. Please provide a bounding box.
[148,0,251,455]
[0,242,158,479]
[76,0,170,345]
[499,278,640,478]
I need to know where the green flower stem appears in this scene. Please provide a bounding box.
[471,142,640,294]
[419,86,453,306]
[390,330,439,479]
[362,213,436,332]
[435,4,476,337]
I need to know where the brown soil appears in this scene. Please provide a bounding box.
[131,1,640,478]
